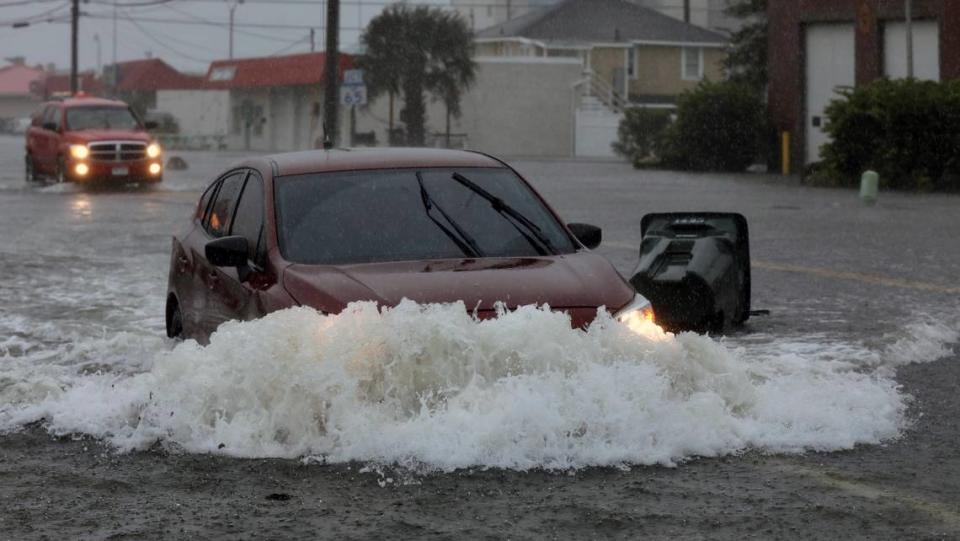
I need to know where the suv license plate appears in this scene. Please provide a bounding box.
[112,166,129,176]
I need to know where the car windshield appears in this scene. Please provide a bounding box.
[275,167,577,265]
[65,106,140,131]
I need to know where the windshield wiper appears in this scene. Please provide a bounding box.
[416,172,484,258]
[451,172,558,255]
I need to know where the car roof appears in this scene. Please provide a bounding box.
[50,96,130,108]
[262,147,506,177]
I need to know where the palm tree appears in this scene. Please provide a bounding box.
[359,5,475,146]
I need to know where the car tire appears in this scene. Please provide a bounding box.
[166,297,184,339]
[25,155,39,183]
[55,156,66,183]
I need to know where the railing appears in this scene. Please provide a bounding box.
[586,72,629,115]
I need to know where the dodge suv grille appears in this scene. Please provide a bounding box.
[88,141,147,161]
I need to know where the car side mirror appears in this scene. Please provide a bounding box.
[43,122,57,131]
[144,120,159,130]
[205,236,249,267]
[568,223,602,249]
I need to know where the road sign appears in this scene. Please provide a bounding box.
[343,69,364,86]
[341,85,367,106]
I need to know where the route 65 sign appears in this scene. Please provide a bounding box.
[340,85,367,106]
[340,69,367,106]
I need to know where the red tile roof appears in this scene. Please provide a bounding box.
[115,58,204,91]
[40,72,104,97]
[203,52,354,89]
[0,64,45,96]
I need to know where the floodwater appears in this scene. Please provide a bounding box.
[1,135,959,538]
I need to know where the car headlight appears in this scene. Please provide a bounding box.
[146,143,162,158]
[613,294,656,327]
[69,144,89,159]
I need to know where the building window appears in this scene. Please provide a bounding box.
[627,47,637,79]
[682,47,703,81]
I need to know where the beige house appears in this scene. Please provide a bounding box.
[475,0,727,109]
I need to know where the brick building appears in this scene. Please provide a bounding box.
[767,0,960,170]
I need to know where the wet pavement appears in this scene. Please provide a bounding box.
[0,134,958,539]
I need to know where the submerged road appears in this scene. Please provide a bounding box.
[0,135,958,539]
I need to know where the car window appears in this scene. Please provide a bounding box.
[65,106,139,131]
[204,172,245,238]
[274,167,576,265]
[196,180,220,221]
[43,106,60,129]
[230,172,265,262]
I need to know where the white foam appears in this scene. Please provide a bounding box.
[2,300,932,471]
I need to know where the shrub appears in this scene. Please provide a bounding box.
[819,78,960,191]
[659,81,764,172]
[612,108,673,167]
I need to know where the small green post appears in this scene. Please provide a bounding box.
[860,170,879,206]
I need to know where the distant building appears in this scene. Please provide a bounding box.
[158,52,353,151]
[767,0,960,170]
[107,58,204,115]
[631,0,740,33]
[452,0,554,31]
[0,63,44,127]
[476,0,727,108]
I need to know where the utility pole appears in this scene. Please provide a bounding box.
[70,0,79,95]
[683,0,691,23]
[228,0,244,59]
[111,3,118,96]
[93,34,101,74]
[323,0,340,147]
[310,28,315,52]
[905,0,914,78]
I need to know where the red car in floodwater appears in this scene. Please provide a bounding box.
[25,96,163,184]
[165,148,652,342]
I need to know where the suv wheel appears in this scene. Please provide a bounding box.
[55,156,66,183]
[25,155,39,183]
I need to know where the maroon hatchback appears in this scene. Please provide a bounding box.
[166,148,652,342]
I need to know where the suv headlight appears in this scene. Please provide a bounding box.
[69,144,89,159]
[613,294,655,327]
[146,143,162,158]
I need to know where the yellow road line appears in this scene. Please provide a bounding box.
[602,241,959,295]
[783,465,960,530]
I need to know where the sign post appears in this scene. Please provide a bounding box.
[341,69,367,146]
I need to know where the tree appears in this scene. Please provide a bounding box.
[359,5,476,146]
[722,0,767,92]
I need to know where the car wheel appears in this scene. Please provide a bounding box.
[55,156,66,183]
[25,155,38,183]
[166,298,184,339]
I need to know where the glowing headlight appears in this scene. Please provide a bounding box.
[69,144,89,159]
[74,163,89,176]
[146,143,162,158]
[614,294,655,326]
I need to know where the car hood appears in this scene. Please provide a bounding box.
[283,251,635,315]
[65,130,151,143]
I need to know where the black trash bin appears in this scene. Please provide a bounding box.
[629,213,750,333]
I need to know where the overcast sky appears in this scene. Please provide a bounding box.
[0,0,449,74]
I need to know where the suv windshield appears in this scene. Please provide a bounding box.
[65,106,140,131]
[275,167,577,265]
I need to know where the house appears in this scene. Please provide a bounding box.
[107,58,204,115]
[451,0,553,31]
[157,52,353,151]
[632,0,741,33]
[475,0,728,109]
[0,63,44,128]
[36,71,103,99]
[768,0,960,170]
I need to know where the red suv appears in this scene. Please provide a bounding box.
[25,95,163,184]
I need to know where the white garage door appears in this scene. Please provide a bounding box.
[805,24,855,163]
[884,21,940,81]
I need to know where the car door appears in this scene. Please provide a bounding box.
[192,170,247,338]
[34,106,57,171]
[214,170,269,324]
[25,106,47,167]
[170,178,221,337]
